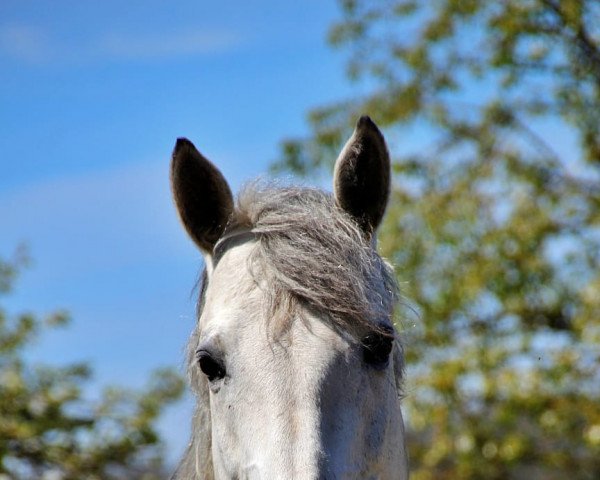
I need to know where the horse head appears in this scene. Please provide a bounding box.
[170,116,408,480]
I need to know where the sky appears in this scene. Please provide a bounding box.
[0,0,363,466]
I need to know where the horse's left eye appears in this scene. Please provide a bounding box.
[196,349,226,381]
[361,328,394,368]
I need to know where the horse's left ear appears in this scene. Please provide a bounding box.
[333,115,391,235]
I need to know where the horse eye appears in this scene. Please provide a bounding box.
[361,329,394,368]
[196,350,226,381]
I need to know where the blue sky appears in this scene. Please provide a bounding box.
[2,0,587,470]
[0,0,361,465]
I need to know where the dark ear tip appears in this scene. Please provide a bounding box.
[356,115,385,141]
[173,137,196,156]
[356,115,380,131]
[356,116,386,150]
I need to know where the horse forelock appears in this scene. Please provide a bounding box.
[189,182,401,366]
[236,183,398,334]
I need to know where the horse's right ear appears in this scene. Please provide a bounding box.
[171,138,234,253]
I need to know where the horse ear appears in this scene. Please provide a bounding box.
[171,138,234,253]
[333,115,391,235]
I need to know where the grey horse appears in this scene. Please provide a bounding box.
[170,116,408,479]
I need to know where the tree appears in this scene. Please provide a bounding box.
[0,250,184,480]
[275,1,600,478]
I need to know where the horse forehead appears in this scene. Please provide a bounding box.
[208,241,258,297]
[202,240,349,349]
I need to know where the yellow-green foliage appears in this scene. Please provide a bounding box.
[0,252,184,480]
[276,1,600,478]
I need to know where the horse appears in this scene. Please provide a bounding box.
[170,116,408,479]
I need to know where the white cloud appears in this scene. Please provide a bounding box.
[0,160,194,280]
[0,23,240,64]
[0,24,53,63]
[99,30,239,60]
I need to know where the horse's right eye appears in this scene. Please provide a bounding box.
[361,327,394,369]
[196,350,226,381]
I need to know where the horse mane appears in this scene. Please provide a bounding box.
[172,184,401,480]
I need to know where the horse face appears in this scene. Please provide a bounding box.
[196,240,407,479]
